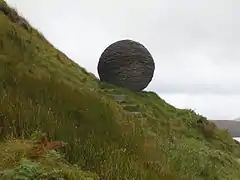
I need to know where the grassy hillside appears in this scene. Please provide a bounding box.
[0,133,99,179]
[1,1,240,179]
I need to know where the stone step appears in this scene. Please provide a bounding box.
[107,92,142,116]
[122,104,140,112]
[103,88,115,92]
[121,103,139,107]
[126,111,141,116]
[111,94,127,103]
[103,89,121,94]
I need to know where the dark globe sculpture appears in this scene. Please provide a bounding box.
[97,39,155,91]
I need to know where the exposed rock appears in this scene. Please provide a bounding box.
[97,39,155,91]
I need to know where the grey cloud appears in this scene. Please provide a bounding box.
[160,93,240,120]
[152,83,240,95]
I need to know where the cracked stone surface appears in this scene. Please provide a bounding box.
[97,39,155,91]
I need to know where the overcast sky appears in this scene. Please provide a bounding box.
[5,0,240,120]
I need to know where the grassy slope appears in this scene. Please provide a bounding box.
[1,1,240,179]
[0,135,99,179]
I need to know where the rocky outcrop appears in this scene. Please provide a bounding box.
[97,40,155,91]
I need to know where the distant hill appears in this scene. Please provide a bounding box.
[233,117,240,121]
[211,120,240,137]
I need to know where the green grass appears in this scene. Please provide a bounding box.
[1,0,240,179]
[0,136,99,180]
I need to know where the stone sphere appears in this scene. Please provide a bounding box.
[97,39,155,91]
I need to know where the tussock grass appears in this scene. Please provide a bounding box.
[0,135,99,179]
[1,0,240,179]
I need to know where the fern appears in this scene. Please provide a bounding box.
[0,158,44,179]
[0,156,99,180]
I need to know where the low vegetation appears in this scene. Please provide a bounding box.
[1,0,240,179]
[0,132,99,179]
